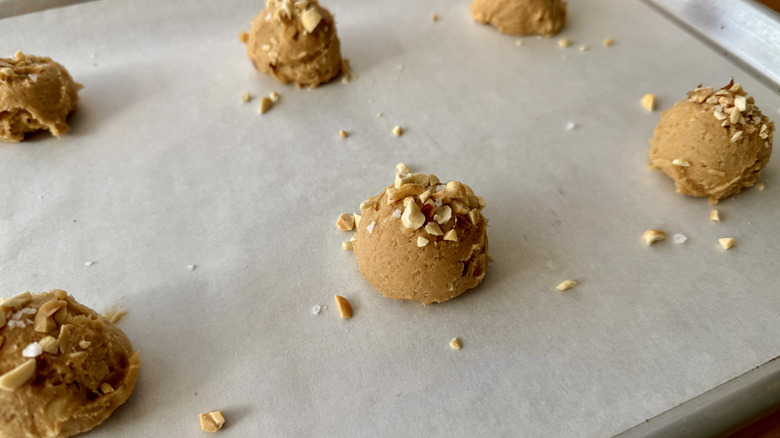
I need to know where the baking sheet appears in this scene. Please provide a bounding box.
[1,0,780,436]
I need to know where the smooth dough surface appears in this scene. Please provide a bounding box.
[245,0,342,88]
[0,52,82,143]
[352,166,488,305]
[0,290,140,438]
[470,0,566,36]
[649,82,774,204]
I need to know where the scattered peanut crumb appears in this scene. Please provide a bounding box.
[756,182,765,191]
[578,45,588,51]
[450,338,462,350]
[200,411,226,433]
[78,340,91,349]
[718,237,735,249]
[336,213,355,231]
[443,229,458,242]
[516,40,523,47]
[377,112,383,117]
[342,241,353,251]
[417,236,429,247]
[642,229,667,245]
[339,130,348,138]
[392,126,403,136]
[710,209,720,221]
[431,13,438,22]
[241,93,252,103]
[269,91,280,102]
[99,382,115,394]
[103,306,128,324]
[671,159,691,167]
[558,38,571,48]
[603,38,614,47]
[238,31,248,43]
[334,295,353,319]
[259,97,273,114]
[641,94,656,112]
[556,279,577,291]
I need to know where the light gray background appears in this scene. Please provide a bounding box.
[1,0,779,436]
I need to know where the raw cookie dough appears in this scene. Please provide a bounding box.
[352,164,488,305]
[649,81,775,204]
[470,0,567,36]
[0,290,140,438]
[244,0,342,88]
[0,52,82,143]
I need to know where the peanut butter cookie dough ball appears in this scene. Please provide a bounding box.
[470,0,567,37]
[352,164,489,305]
[0,51,82,143]
[0,290,140,438]
[243,0,342,88]
[649,81,774,204]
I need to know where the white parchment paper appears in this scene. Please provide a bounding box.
[1,0,779,436]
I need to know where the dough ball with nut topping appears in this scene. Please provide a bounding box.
[0,52,82,143]
[352,165,489,305]
[0,289,140,438]
[470,0,567,37]
[649,81,774,204]
[243,0,342,88]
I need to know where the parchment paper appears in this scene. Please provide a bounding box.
[1,0,779,436]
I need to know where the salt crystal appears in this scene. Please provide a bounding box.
[366,221,376,234]
[673,233,687,244]
[21,308,35,315]
[433,198,443,208]
[22,342,43,358]
[391,209,402,218]
[84,261,93,266]
[187,264,196,271]
[565,122,577,130]
[312,304,321,315]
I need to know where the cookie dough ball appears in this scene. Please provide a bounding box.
[244,0,342,88]
[0,51,82,143]
[470,0,567,36]
[352,164,489,305]
[0,290,140,438]
[649,81,774,204]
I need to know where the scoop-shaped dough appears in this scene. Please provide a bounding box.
[0,290,140,438]
[353,166,489,305]
[649,82,774,204]
[470,0,567,36]
[244,0,342,88]
[0,52,82,143]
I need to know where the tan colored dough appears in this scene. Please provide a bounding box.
[244,0,342,88]
[470,0,567,36]
[649,81,774,204]
[0,290,140,438]
[352,166,488,305]
[0,52,82,143]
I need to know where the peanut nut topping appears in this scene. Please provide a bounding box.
[450,338,462,350]
[392,126,403,136]
[417,236,429,247]
[671,159,691,167]
[443,229,458,242]
[558,38,571,48]
[425,222,443,236]
[718,237,735,249]
[38,336,59,354]
[389,183,425,202]
[556,279,577,291]
[419,189,432,203]
[200,411,226,433]
[336,213,355,231]
[300,8,322,33]
[100,382,115,395]
[33,300,67,333]
[353,213,361,227]
[450,200,469,215]
[1,291,32,311]
[396,163,412,174]
[643,229,667,245]
[468,209,480,226]
[334,295,353,319]
[434,205,452,225]
[641,94,656,112]
[710,209,720,222]
[0,359,36,392]
[259,97,273,114]
[342,241,353,251]
[79,340,91,349]
[401,200,426,230]
[730,131,744,143]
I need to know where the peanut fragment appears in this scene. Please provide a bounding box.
[0,359,36,392]
[603,38,614,46]
[642,229,666,245]
[557,38,571,48]
[259,97,273,114]
[241,93,252,103]
[1,291,32,311]
[710,209,720,221]
[334,295,353,319]
[672,159,691,167]
[443,229,458,242]
[417,236,429,247]
[79,340,91,349]
[39,336,58,354]
[342,241,353,251]
[200,411,226,432]
[389,184,425,202]
[99,382,115,395]
[425,222,443,236]
[339,130,348,138]
[434,205,452,225]
[468,209,480,226]
[641,94,656,112]
[396,162,412,174]
[300,8,322,32]
[401,200,425,230]
[353,213,361,227]
[556,279,577,291]
[336,213,355,231]
[33,300,67,333]
[392,126,403,136]
[718,237,735,249]
[450,338,462,350]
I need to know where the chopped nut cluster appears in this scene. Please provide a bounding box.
[200,411,226,433]
[686,80,774,148]
[642,229,667,245]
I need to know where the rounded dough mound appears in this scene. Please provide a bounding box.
[470,0,567,36]
[245,0,342,88]
[649,82,774,204]
[353,165,488,305]
[0,290,140,438]
[0,52,82,143]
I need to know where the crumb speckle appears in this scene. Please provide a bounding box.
[431,13,438,22]
[718,237,735,249]
[339,130,348,138]
[392,126,403,136]
[556,279,577,291]
[241,93,252,103]
[756,182,765,191]
[558,38,571,48]
[603,38,614,47]
[710,209,720,221]
[450,338,462,350]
